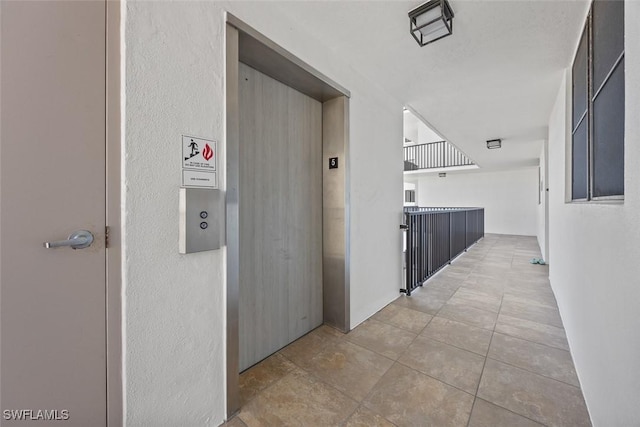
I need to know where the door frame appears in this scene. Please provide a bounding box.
[224,14,351,417]
[106,1,123,425]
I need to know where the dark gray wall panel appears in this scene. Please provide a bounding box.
[593,60,625,197]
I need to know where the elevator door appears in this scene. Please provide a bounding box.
[238,63,323,371]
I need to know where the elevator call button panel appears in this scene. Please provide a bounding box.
[179,188,225,254]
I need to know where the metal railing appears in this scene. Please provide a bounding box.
[404,141,474,171]
[402,207,484,295]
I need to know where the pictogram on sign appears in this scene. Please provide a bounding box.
[182,135,217,188]
[182,136,216,171]
[202,143,214,161]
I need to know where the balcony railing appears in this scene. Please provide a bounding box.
[404,141,474,171]
[402,207,484,295]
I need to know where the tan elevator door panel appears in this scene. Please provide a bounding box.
[1,2,107,426]
[238,63,323,371]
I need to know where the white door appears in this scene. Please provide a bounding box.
[1,1,108,426]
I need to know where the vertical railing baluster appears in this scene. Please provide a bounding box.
[404,141,475,171]
[402,207,484,294]
[449,212,452,263]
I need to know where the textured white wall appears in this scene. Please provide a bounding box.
[547,3,640,423]
[123,3,226,425]
[416,168,539,236]
[123,2,402,425]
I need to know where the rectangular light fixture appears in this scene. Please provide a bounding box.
[486,139,502,149]
[409,0,455,47]
[438,172,447,178]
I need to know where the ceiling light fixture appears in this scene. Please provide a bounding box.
[408,0,455,47]
[486,139,502,149]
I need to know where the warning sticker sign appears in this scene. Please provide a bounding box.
[182,135,216,171]
[183,170,217,188]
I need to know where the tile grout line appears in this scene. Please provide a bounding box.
[417,328,490,357]
[470,236,577,426]
[341,326,401,362]
[496,310,565,330]
[462,236,500,427]
[355,298,483,418]
[237,352,310,404]
[302,333,399,401]
[275,346,370,420]
[336,403,359,427]
[292,323,432,418]
[372,304,437,335]
[401,267,493,421]
[471,244,553,427]
[465,233,504,427]
[491,326,571,353]
[235,354,301,415]
[394,356,480,398]
[337,402,400,427]
[435,307,498,332]
[279,331,365,379]
[465,399,478,427]
[343,317,419,358]
[471,398,549,427]
[484,355,581,389]
[466,292,502,426]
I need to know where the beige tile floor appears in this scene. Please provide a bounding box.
[225,234,591,427]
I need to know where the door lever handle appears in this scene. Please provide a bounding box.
[44,230,94,249]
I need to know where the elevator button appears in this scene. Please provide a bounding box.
[179,188,224,254]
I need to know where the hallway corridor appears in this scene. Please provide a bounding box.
[228,235,591,427]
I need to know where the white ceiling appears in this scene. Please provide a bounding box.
[276,0,590,170]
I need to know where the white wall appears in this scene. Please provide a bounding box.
[416,168,539,236]
[536,142,548,261]
[403,110,441,145]
[546,2,640,424]
[417,120,442,144]
[403,182,416,207]
[123,1,403,425]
